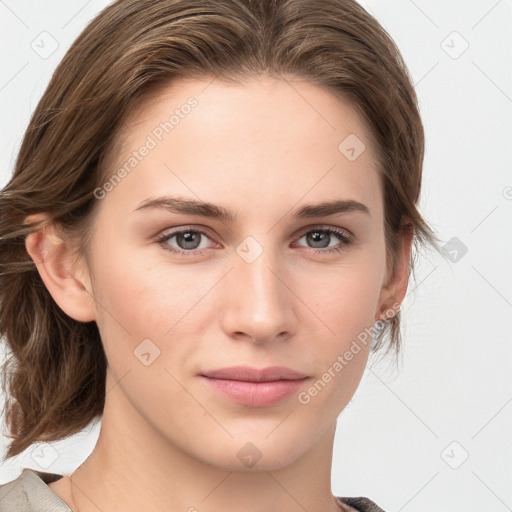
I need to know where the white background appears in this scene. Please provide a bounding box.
[1,1,511,511]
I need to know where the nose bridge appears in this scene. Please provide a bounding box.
[223,235,295,340]
[236,236,285,310]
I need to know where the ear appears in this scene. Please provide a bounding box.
[375,221,414,322]
[24,213,96,322]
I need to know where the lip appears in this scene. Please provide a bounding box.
[200,366,309,408]
[201,366,308,382]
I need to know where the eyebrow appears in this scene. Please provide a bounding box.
[131,196,371,221]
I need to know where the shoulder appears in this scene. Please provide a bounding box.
[0,467,72,511]
[336,496,388,512]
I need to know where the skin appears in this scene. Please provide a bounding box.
[25,75,412,512]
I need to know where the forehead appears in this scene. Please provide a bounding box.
[124,74,375,143]
[100,75,383,223]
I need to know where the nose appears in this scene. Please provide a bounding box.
[219,241,297,344]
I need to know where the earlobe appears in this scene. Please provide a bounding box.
[375,222,414,323]
[24,213,96,323]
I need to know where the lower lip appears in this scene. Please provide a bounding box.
[201,376,308,407]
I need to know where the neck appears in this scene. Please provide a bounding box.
[68,372,343,512]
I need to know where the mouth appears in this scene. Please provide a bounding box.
[199,366,310,407]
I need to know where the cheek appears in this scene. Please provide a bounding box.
[290,258,383,400]
[89,250,213,364]
[294,270,380,412]
[297,259,384,340]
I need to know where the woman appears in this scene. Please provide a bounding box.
[0,0,439,510]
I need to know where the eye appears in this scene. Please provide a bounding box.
[156,227,216,256]
[293,226,354,254]
[155,225,354,257]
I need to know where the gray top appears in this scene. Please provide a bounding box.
[0,468,387,512]
[0,468,72,511]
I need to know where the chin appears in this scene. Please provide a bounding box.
[193,432,309,472]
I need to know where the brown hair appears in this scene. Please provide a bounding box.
[0,0,440,459]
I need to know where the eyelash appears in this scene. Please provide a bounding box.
[155,225,354,257]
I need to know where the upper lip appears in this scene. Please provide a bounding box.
[201,366,308,382]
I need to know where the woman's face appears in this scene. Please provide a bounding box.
[70,75,398,471]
